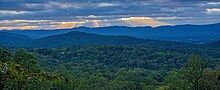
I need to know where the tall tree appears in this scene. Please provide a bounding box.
[163,55,208,90]
[182,55,208,90]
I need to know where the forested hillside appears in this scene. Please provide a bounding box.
[28,45,220,89]
[1,0,220,89]
[0,27,220,90]
[1,41,220,89]
[0,49,69,90]
[0,30,220,89]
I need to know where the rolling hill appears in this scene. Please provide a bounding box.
[0,32,34,47]
[27,31,155,48]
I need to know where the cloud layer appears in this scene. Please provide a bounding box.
[0,0,220,30]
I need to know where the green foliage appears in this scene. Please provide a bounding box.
[182,55,208,90]
[30,45,220,89]
[163,55,219,90]
[1,44,219,89]
[0,48,65,90]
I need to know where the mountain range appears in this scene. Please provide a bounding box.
[0,23,219,48]
[1,23,219,43]
[0,30,189,48]
[74,23,220,43]
[0,30,151,48]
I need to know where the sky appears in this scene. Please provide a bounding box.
[0,0,220,30]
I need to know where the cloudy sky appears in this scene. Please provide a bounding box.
[0,0,220,30]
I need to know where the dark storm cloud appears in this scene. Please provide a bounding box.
[0,0,219,25]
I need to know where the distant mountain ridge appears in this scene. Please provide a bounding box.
[0,30,186,48]
[1,23,219,43]
[0,29,219,48]
[0,30,72,39]
[0,32,33,47]
[73,23,220,43]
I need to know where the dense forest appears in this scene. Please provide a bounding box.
[0,48,70,90]
[1,43,220,90]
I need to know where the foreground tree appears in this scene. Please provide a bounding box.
[182,55,208,90]
[0,48,64,90]
[159,55,220,90]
